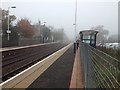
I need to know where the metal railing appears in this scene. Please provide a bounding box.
[80,42,120,88]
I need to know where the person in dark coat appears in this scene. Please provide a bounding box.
[76,39,79,49]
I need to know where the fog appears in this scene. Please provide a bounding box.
[2,0,118,41]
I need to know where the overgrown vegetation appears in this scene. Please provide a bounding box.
[96,46,120,61]
[96,46,120,86]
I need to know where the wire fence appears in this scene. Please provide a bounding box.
[80,42,120,88]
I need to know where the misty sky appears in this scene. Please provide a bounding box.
[2,0,119,40]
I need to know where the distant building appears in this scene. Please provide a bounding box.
[33,23,44,38]
[33,24,41,37]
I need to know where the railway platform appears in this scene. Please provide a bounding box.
[0,43,84,89]
[1,42,118,89]
[27,44,83,89]
[28,44,75,88]
[0,32,119,89]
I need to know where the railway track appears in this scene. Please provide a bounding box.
[1,42,67,82]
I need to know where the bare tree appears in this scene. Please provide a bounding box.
[91,25,109,44]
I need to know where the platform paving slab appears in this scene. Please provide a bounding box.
[27,45,75,88]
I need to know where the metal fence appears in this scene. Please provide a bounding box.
[80,42,120,88]
[18,37,42,46]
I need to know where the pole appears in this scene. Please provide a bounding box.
[38,20,41,43]
[43,23,45,43]
[43,22,46,43]
[7,6,16,41]
[7,7,10,40]
[74,0,77,41]
[73,0,77,53]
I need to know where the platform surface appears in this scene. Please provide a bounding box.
[27,45,75,88]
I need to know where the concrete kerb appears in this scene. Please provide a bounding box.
[0,43,72,89]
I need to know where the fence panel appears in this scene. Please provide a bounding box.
[80,42,120,88]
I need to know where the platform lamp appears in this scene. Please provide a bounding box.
[7,6,16,40]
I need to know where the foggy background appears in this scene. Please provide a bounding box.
[2,0,118,41]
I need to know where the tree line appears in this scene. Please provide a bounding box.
[1,9,68,47]
[91,25,119,44]
[1,8,118,47]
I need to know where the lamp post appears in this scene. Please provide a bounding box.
[73,0,77,53]
[74,0,77,41]
[73,23,76,41]
[7,6,16,40]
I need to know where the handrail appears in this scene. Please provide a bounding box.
[80,42,120,88]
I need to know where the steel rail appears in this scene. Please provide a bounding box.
[1,43,66,82]
[0,43,72,88]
